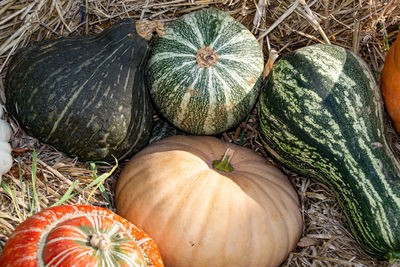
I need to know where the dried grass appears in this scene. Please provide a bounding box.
[1,0,400,266]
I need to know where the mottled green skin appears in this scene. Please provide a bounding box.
[258,44,400,260]
[147,8,264,135]
[5,20,152,162]
[149,116,186,144]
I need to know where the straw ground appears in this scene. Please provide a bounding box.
[0,0,399,266]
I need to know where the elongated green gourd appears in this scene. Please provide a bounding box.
[258,44,400,261]
[5,19,152,162]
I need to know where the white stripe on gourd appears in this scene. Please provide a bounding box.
[259,44,400,258]
[275,54,397,247]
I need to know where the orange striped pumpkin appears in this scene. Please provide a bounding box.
[0,205,164,267]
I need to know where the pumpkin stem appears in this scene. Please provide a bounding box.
[90,233,111,250]
[196,45,219,68]
[213,148,235,172]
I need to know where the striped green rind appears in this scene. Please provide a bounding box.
[258,44,400,260]
[5,19,152,162]
[149,116,185,144]
[147,8,264,135]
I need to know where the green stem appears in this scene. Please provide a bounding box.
[212,148,235,172]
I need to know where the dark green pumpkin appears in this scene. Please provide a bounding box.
[5,19,152,162]
[258,44,400,260]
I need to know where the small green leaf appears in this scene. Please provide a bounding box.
[51,180,80,207]
[86,157,118,204]
[31,149,41,213]
[50,158,118,207]
[1,181,23,220]
[89,162,111,207]
[17,158,26,220]
[383,33,390,51]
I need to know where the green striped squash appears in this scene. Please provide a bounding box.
[5,20,152,162]
[258,44,400,260]
[147,8,264,135]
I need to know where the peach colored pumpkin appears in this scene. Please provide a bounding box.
[116,135,302,267]
[382,31,400,131]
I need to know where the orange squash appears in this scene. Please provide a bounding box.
[0,205,164,267]
[116,135,303,267]
[382,31,400,131]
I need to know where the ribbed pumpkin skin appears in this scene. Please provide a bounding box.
[258,44,400,260]
[0,205,164,267]
[5,19,152,162]
[147,8,264,135]
[382,31,400,132]
[116,135,302,267]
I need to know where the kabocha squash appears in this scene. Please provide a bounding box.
[0,105,12,181]
[5,19,152,162]
[0,205,164,267]
[116,135,302,267]
[258,44,400,260]
[382,31,400,132]
[147,8,264,135]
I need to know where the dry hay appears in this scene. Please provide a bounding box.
[0,0,400,266]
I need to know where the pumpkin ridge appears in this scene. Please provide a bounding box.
[147,8,263,134]
[208,14,234,50]
[16,31,127,90]
[116,57,152,159]
[218,185,235,266]
[204,68,230,131]
[35,210,147,267]
[181,169,229,264]
[172,171,221,265]
[153,139,213,164]
[175,69,209,133]
[44,40,130,141]
[118,174,163,224]
[231,173,292,265]
[233,168,301,207]
[116,153,162,194]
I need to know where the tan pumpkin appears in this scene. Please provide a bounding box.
[116,135,302,267]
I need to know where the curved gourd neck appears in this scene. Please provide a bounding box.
[212,148,234,172]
